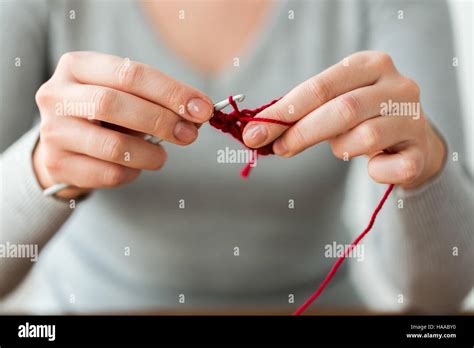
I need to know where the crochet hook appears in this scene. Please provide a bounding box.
[43,94,246,197]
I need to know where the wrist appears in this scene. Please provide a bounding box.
[425,124,447,178]
[407,124,447,189]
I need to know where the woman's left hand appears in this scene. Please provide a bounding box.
[243,51,446,189]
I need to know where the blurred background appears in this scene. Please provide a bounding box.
[1,0,473,313]
[449,0,473,310]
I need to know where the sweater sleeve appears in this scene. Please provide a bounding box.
[343,0,474,313]
[0,0,73,299]
[1,126,74,298]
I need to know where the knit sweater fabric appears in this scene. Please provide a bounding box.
[0,0,473,313]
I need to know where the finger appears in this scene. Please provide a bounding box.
[243,51,396,148]
[43,116,167,170]
[47,151,141,189]
[100,122,144,138]
[57,51,213,122]
[272,79,418,157]
[329,115,420,160]
[58,84,198,145]
[367,145,425,186]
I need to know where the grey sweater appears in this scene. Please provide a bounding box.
[1,0,473,314]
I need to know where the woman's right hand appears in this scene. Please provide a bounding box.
[33,51,213,199]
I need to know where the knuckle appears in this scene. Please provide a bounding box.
[43,152,62,173]
[116,59,144,89]
[39,120,56,142]
[58,52,76,67]
[270,105,293,123]
[336,93,360,126]
[102,166,129,186]
[400,77,420,98]
[39,118,53,133]
[372,51,394,70]
[150,113,163,136]
[400,157,419,183]
[360,124,380,152]
[100,134,123,162]
[290,126,308,151]
[35,82,55,108]
[58,51,92,70]
[306,76,332,105]
[92,88,116,119]
[58,51,88,68]
[162,81,184,110]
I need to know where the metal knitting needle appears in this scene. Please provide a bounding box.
[43,94,246,197]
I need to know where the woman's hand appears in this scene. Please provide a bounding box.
[34,51,213,199]
[243,51,446,189]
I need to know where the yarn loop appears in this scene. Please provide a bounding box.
[209,96,294,177]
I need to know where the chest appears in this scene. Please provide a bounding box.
[139,1,274,75]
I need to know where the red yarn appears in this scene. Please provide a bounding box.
[293,184,395,315]
[209,96,294,177]
[209,96,395,315]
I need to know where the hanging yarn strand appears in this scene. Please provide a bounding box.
[209,96,395,315]
[293,184,395,315]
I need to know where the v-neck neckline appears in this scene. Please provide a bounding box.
[133,0,287,88]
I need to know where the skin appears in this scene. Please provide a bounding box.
[242,51,446,189]
[34,51,214,199]
[34,1,446,199]
[33,0,271,199]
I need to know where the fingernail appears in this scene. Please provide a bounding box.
[187,98,212,122]
[173,121,197,143]
[243,124,268,147]
[273,139,288,156]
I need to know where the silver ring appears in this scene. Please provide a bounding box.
[43,134,163,197]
